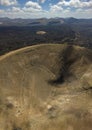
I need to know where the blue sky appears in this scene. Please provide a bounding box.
[0,0,92,18]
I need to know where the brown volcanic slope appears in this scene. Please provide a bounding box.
[0,44,92,130]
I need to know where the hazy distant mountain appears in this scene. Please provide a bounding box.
[0,17,92,55]
[0,17,92,26]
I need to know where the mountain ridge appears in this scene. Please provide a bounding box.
[0,17,92,26]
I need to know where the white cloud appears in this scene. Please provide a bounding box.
[23,7,42,13]
[0,7,91,18]
[50,5,63,12]
[0,0,92,18]
[25,1,42,10]
[22,1,42,13]
[0,0,17,6]
[58,0,92,8]
[12,7,23,12]
[48,0,92,18]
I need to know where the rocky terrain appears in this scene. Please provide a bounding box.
[0,44,92,130]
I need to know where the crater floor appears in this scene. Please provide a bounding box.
[0,44,92,130]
